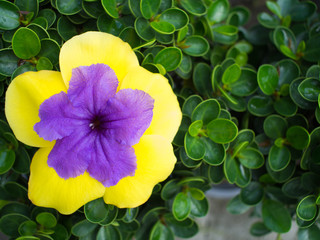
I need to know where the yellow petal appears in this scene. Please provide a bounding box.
[5,71,67,147]
[120,66,182,142]
[28,144,105,215]
[103,135,176,208]
[59,31,139,87]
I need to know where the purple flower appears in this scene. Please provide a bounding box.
[34,64,154,187]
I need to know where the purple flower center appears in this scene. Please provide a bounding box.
[34,64,154,187]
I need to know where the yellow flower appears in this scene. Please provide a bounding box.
[5,32,182,214]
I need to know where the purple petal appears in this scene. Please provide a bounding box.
[87,134,137,187]
[47,128,93,179]
[68,64,118,114]
[101,89,154,146]
[34,92,89,141]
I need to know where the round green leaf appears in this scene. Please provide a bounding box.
[274,96,298,117]
[298,224,320,240]
[140,0,161,19]
[290,1,316,22]
[161,179,181,201]
[15,0,39,17]
[257,64,279,95]
[182,95,202,118]
[134,17,155,41]
[297,195,317,221]
[207,0,229,23]
[181,35,209,57]
[56,0,82,15]
[193,63,212,98]
[273,26,296,52]
[226,195,251,215]
[12,27,41,59]
[188,120,202,137]
[172,192,191,221]
[286,126,310,150]
[0,49,19,76]
[208,165,224,183]
[282,177,311,199]
[263,114,287,139]
[179,0,206,16]
[164,214,198,238]
[238,148,264,169]
[290,78,317,110]
[184,132,205,160]
[154,47,182,72]
[150,221,174,240]
[150,21,175,34]
[19,220,37,236]
[11,62,36,80]
[223,154,238,184]
[268,145,291,172]
[298,78,320,102]
[191,99,220,125]
[202,138,225,165]
[0,1,20,30]
[38,9,56,28]
[207,119,238,144]
[180,147,201,168]
[84,198,108,223]
[36,212,57,228]
[82,1,105,18]
[229,68,258,97]
[99,205,118,225]
[257,12,280,29]
[248,95,274,117]
[240,182,264,205]
[36,57,53,71]
[101,0,119,18]
[71,219,97,237]
[222,63,241,84]
[250,222,271,237]
[57,16,78,41]
[159,8,188,30]
[51,224,69,240]
[27,24,49,40]
[262,199,291,233]
[96,225,121,240]
[173,116,191,146]
[189,195,208,217]
[276,59,300,86]
[266,160,295,183]
[0,149,15,174]
[4,182,27,199]
[303,34,320,62]
[0,214,30,237]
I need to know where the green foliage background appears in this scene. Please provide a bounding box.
[1,0,320,239]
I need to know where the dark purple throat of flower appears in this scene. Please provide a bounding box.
[34,64,154,187]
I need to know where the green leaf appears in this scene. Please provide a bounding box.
[257,12,280,29]
[0,49,19,76]
[12,27,41,59]
[57,16,78,41]
[0,149,15,174]
[226,195,251,215]
[297,195,317,221]
[161,179,181,201]
[82,1,105,18]
[150,21,175,34]
[36,57,53,71]
[298,78,320,102]
[290,78,317,110]
[229,68,258,96]
[134,17,155,41]
[189,195,208,217]
[0,0,20,30]
[179,0,206,16]
[286,126,310,150]
[193,63,212,98]
[207,119,238,144]
[173,116,191,146]
[19,220,37,236]
[184,132,205,160]
[207,0,229,23]
[298,224,320,240]
[4,182,27,199]
[38,9,56,28]
[224,154,238,183]
[282,177,311,199]
[154,47,182,72]
[263,114,287,139]
[51,224,69,240]
[15,0,39,17]
[0,214,30,237]
[266,0,282,19]
[303,34,320,62]
[273,26,296,52]
[208,165,224,183]
[257,64,279,95]
[172,192,191,221]
[274,96,298,117]
[123,207,139,223]
[266,160,295,183]
[191,99,220,125]
[202,138,225,165]
[182,95,202,118]
[71,219,97,237]
[159,8,189,30]
[119,27,141,48]
[250,222,271,237]
[222,63,241,84]
[240,182,264,205]
[180,147,201,168]
[268,145,291,171]
[150,221,174,240]
[290,1,316,22]
[188,120,202,137]
[248,95,274,117]
[181,35,210,57]
[96,225,121,240]
[36,212,57,228]
[238,148,264,169]
[84,198,108,223]
[101,0,119,18]
[262,199,291,233]
[140,0,161,19]
[164,214,198,238]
